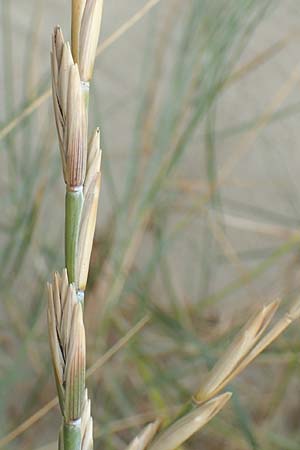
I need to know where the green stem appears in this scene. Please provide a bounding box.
[65,188,83,285]
[63,422,81,450]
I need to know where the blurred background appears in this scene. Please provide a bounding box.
[1,0,300,448]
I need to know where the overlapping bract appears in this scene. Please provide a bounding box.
[51,27,87,190]
[77,128,102,292]
[71,0,104,81]
[47,271,88,421]
[48,271,93,449]
[195,297,300,404]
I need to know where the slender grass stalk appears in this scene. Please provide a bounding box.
[46,2,300,450]
[49,1,103,449]
[65,189,84,284]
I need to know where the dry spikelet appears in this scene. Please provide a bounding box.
[51,26,87,189]
[148,393,231,450]
[60,285,77,356]
[47,270,86,423]
[65,64,87,188]
[81,389,92,435]
[77,128,102,291]
[71,0,86,63]
[65,304,86,422]
[235,295,300,376]
[81,389,93,450]
[81,416,93,450]
[77,173,101,291]
[71,0,103,80]
[195,300,279,403]
[126,420,161,450]
[84,128,101,195]
[79,0,104,81]
[47,283,64,407]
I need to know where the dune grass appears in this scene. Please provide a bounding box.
[1,0,300,449]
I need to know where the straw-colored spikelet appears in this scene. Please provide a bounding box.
[71,0,104,81]
[81,389,93,450]
[148,393,231,450]
[47,270,87,419]
[195,300,279,403]
[71,0,86,64]
[77,128,102,292]
[126,420,161,450]
[51,27,87,190]
[47,270,93,450]
[195,297,300,404]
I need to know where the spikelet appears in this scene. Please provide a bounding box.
[51,26,87,189]
[65,304,86,421]
[233,295,300,377]
[195,300,279,403]
[81,389,93,450]
[47,270,86,422]
[71,0,86,63]
[194,297,300,405]
[71,0,104,81]
[84,128,101,195]
[77,128,102,291]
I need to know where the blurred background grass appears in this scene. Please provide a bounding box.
[2,0,300,448]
